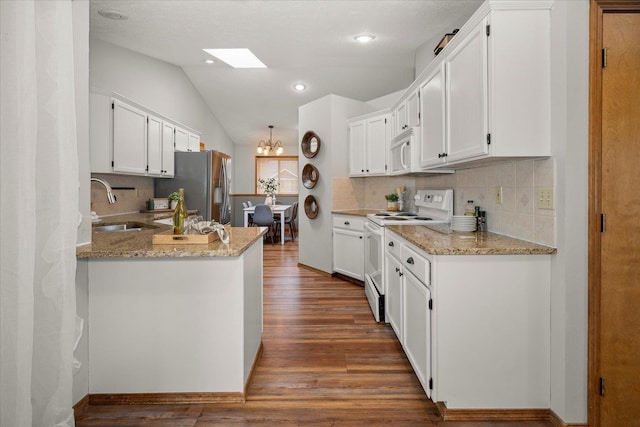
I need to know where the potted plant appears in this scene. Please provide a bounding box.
[168,191,180,210]
[385,193,399,211]
[257,178,279,205]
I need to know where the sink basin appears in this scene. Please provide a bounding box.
[92,222,158,232]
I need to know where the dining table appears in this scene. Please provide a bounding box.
[243,204,292,245]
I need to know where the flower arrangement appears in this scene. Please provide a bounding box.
[168,192,180,202]
[257,177,279,195]
[385,193,399,202]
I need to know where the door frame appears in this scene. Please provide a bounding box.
[588,1,640,426]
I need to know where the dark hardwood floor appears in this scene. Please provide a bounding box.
[75,238,552,426]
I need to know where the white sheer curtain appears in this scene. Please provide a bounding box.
[1,1,79,426]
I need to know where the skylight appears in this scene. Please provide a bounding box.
[202,48,266,68]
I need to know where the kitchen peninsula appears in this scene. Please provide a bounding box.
[76,213,265,404]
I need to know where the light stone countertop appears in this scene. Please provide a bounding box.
[76,212,266,259]
[386,224,557,255]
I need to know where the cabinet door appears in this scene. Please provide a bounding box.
[366,115,388,175]
[420,64,447,168]
[333,228,364,280]
[385,254,403,341]
[349,121,366,176]
[395,102,408,135]
[146,114,163,176]
[407,90,420,128]
[162,122,175,177]
[445,19,488,163]
[89,92,113,173]
[112,99,147,175]
[188,132,200,152]
[403,270,432,398]
[174,127,189,152]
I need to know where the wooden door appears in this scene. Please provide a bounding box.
[590,5,640,426]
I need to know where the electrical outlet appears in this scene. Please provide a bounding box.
[495,186,503,204]
[537,187,554,210]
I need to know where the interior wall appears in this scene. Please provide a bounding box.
[72,0,90,405]
[233,143,298,195]
[298,95,366,273]
[89,38,234,156]
[548,0,589,422]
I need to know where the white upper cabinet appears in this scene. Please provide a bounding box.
[386,1,552,172]
[188,132,200,152]
[90,90,197,177]
[112,99,147,175]
[146,114,163,176]
[419,64,446,168]
[174,126,189,152]
[161,122,176,177]
[349,112,391,177]
[445,18,488,164]
[406,90,420,129]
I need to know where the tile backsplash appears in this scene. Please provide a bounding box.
[91,174,154,216]
[333,158,556,246]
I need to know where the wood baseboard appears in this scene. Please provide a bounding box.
[244,342,264,398]
[89,392,245,405]
[333,273,364,287]
[297,262,332,276]
[549,409,588,427]
[435,403,587,426]
[73,394,90,414]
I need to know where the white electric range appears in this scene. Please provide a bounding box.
[363,189,453,322]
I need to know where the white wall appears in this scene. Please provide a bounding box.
[89,38,234,156]
[548,0,589,422]
[233,142,297,195]
[298,95,366,273]
[73,0,90,405]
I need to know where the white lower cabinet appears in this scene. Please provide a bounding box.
[332,215,364,280]
[384,254,403,341]
[402,268,431,398]
[385,229,551,409]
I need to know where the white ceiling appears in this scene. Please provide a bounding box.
[89,0,482,146]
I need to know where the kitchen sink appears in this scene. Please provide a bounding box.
[92,222,158,232]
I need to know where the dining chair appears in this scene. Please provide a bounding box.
[252,204,276,245]
[277,202,298,241]
[242,202,254,226]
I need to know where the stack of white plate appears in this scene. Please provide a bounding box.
[451,215,477,232]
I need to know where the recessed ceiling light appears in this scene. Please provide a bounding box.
[294,83,306,91]
[202,48,266,69]
[203,59,215,64]
[354,34,375,43]
[98,9,128,20]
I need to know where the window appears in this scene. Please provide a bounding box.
[255,156,298,195]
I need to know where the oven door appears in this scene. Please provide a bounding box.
[364,221,384,295]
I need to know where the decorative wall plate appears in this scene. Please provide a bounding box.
[304,195,319,219]
[301,131,321,158]
[302,163,319,189]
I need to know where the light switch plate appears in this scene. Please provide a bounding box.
[537,187,554,210]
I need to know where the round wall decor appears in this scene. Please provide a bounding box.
[301,131,321,158]
[301,163,319,189]
[304,195,319,219]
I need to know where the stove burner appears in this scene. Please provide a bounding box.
[375,213,391,217]
[396,212,418,217]
[415,217,433,221]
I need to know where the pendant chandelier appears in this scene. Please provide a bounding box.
[256,125,284,155]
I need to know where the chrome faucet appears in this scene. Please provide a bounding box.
[91,177,117,204]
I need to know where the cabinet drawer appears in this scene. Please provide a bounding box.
[332,215,365,231]
[401,244,430,285]
[385,232,402,260]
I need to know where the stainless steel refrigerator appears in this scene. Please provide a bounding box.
[154,150,231,224]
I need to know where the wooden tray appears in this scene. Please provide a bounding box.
[152,230,219,245]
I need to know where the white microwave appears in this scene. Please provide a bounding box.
[389,128,416,175]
